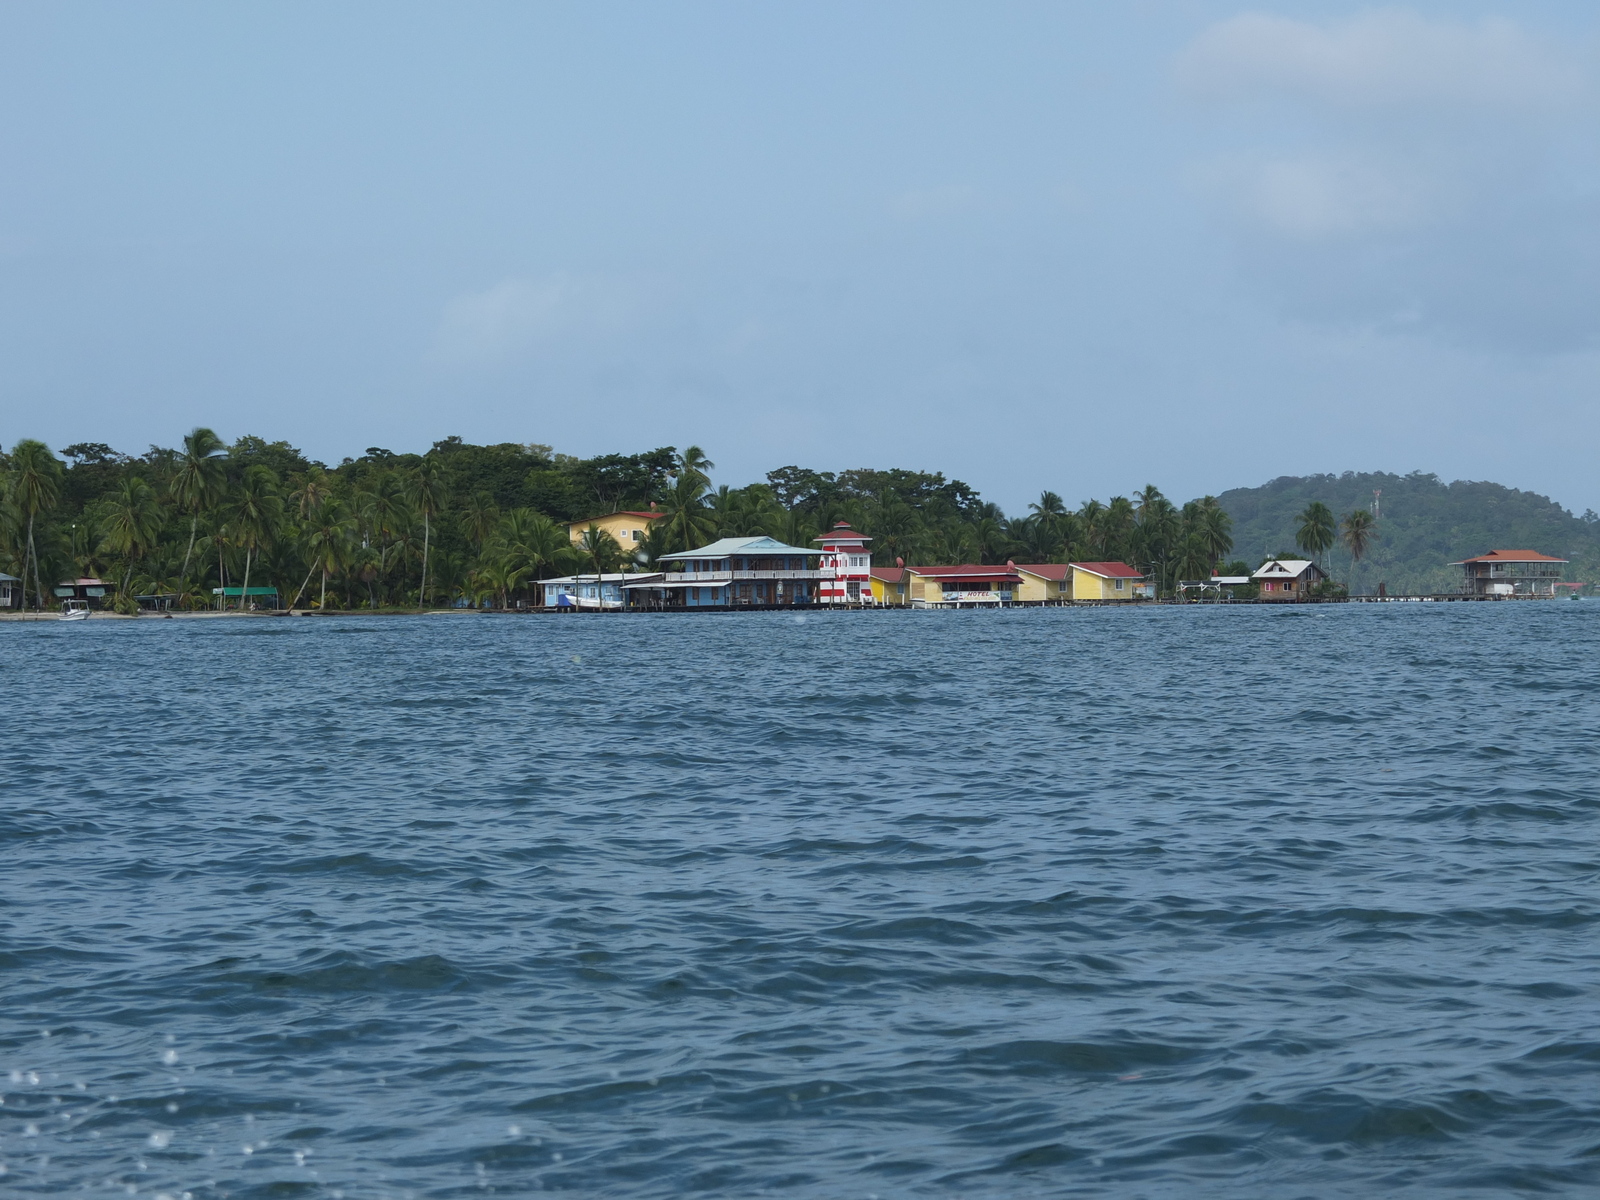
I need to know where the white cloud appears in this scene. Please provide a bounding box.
[429,274,642,365]
[1214,151,1429,238]
[1177,10,1583,110]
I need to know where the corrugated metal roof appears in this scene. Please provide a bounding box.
[1252,560,1315,578]
[662,537,821,559]
[1072,562,1145,579]
[1450,550,1568,564]
[1014,563,1072,581]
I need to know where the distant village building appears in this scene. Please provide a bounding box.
[814,523,873,603]
[0,572,20,609]
[566,509,665,551]
[907,565,1023,607]
[647,536,827,607]
[1014,564,1073,602]
[870,566,908,605]
[1252,559,1325,598]
[1451,550,1567,597]
[55,578,116,608]
[542,574,632,609]
[212,586,281,610]
[1069,562,1150,601]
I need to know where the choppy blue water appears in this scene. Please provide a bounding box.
[3,603,1599,1199]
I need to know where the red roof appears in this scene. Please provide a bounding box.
[813,522,871,543]
[1071,561,1144,579]
[571,510,665,525]
[1452,549,1567,564]
[870,567,906,583]
[909,564,1022,580]
[1013,563,1071,581]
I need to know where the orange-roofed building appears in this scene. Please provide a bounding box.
[1451,550,1567,597]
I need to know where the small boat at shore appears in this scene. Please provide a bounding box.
[59,600,90,621]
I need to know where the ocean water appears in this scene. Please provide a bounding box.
[2,602,1598,1199]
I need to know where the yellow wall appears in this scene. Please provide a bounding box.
[1071,568,1138,600]
[1014,571,1070,602]
[871,576,909,605]
[569,513,660,549]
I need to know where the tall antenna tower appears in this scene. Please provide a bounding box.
[1373,488,1381,519]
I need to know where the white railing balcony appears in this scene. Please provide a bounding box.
[660,569,834,584]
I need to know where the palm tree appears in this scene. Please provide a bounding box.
[1077,498,1105,560]
[1102,497,1136,562]
[170,428,227,587]
[1175,532,1212,593]
[9,440,62,609]
[461,491,500,554]
[678,445,714,485]
[290,468,334,521]
[1341,509,1377,564]
[1134,493,1180,594]
[489,509,575,605]
[577,525,626,605]
[1198,499,1234,568]
[407,457,448,609]
[100,475,163,602]
[1296,501,1337,572]
[660,471,713,552]
[294,497,353,610]
[231,466,284,610]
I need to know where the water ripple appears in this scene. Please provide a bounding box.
[2,602,1598,1197]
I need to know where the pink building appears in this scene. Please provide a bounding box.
[814,522,873,603]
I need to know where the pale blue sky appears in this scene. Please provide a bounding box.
[3,1,1599,513]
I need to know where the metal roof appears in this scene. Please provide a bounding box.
[1252,560,1315,579]
[1450,550,1568,565]
[1071,562,1145,579]
[542,573,651,584]
[662,536,821,559]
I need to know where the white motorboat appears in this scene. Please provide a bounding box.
[59,599,91,621]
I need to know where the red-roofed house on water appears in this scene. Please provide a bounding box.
[1451,550,1568,597]
[814,522,873,603]
[906,564,1023,607]
[1067,562,1151,601]
[1013,563,1073,602]
[869,566,909,605]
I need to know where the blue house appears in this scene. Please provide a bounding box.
[636,536,829,607]
[542,573,632,609]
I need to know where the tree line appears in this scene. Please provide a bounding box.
[0,431,1379,609]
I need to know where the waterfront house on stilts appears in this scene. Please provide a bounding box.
[1451,550,1568,597]
[636,536,830,607]
[814,522,874,603]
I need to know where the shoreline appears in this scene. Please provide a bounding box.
[0,593,1577,623]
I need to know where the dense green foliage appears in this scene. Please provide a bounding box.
[0,433,1238,608]
[1219,471,1600,595]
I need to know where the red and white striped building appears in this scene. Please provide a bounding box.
[813,522,874,603]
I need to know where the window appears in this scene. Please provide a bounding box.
[1115,579,1124,590]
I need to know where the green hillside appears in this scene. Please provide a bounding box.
[1216,471,1600,596]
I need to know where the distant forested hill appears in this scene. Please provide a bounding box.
[1216,472,1600,596]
